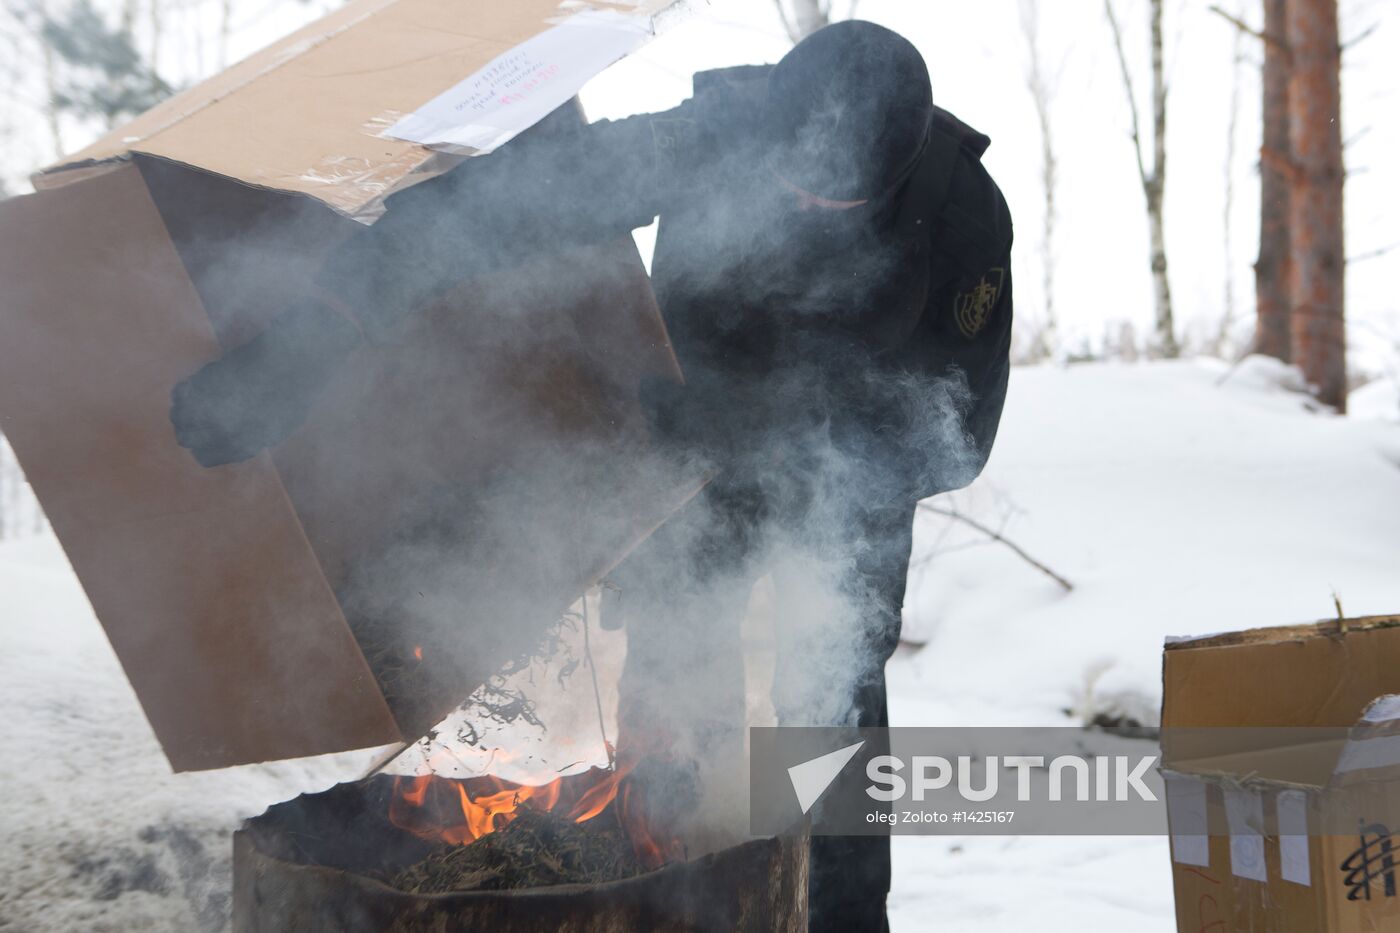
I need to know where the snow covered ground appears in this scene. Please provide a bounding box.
[885,357,1400,931]
[3,358,1399,931]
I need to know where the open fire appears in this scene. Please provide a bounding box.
[388,760,684,872]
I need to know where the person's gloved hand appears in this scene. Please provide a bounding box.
[170,299,363,467]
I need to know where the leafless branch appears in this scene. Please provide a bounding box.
[1341,21,1379,53]
[1213,333,1258,387]
[1348,240,1400,264]
[1019,0,1060,357]
[1208,5,1267,43]
[1104,0,1148,188]
[771,0,800,44]
[1343,125,1372,150]
[918,503,1075,592]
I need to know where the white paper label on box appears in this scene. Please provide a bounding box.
[385,10,653,152]
[1363,695,1400,724]
[1224,786,1267,882]
[1277,789,1311,886]
[1165,773,1210,867]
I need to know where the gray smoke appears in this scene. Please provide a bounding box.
[156,71,984,860]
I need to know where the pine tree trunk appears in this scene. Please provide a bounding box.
[1287,0,1345,409]
[1254,0,1292,362]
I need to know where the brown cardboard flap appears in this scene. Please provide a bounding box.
[1163,617,1400,786]
[35,0,678,217]
[2,144,699,770]
[1165,737,1350,788]
[0,164,402,770]
[1163,616,1400,730]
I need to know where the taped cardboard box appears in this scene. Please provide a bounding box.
[0,0,698,771]
[1163,615,1400,931]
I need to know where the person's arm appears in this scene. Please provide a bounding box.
[171,103,692,467]
[318,104,687,335]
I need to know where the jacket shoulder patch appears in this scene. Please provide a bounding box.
[953,268,1005,338]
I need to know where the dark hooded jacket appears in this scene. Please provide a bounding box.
[319,60,1012,507]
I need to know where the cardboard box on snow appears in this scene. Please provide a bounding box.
[0,0,697,771]
[1163,615,1400,931]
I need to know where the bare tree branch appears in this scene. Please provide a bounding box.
[39,31,62,158]
[1343,125,1372,150]
[772,0,800,44]
[1216,0,1246,355]
[1107,0,1176,357]
[1104,0,1148,188]
[1348,240,1400,264]
[772,0,833,43]
[1341,21,1379,53]
[1208,4,1272,46]
[1020,0,1059,359]
[918,503,1075,592]
[218,0,232,68]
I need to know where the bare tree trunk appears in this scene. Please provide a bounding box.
[218,0,233,68]
[40,37,64,158]
[149,0,164,78]
[773,0,831,44]
[120,0,139,36]
[1287,0,1345,409]
[1020,0,1059,359]
[1106,0,1177,358]
[1146,0,1176,357]
[1216,3,1244,354]
[1254,0,1293,362]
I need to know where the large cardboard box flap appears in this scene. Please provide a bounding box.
[0,4,702,771]
[0,161,400,771]
[34,0,685,217]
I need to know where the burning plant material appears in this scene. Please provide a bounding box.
[391,804,643,894]
[234,775,809,931]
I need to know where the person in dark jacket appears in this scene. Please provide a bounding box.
[171,20,1012,932]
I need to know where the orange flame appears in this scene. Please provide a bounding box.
[389,759,681,870]
[412,646,424,661]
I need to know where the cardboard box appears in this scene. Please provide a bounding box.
[1163,615,1400,931]
[0,0,698,771]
